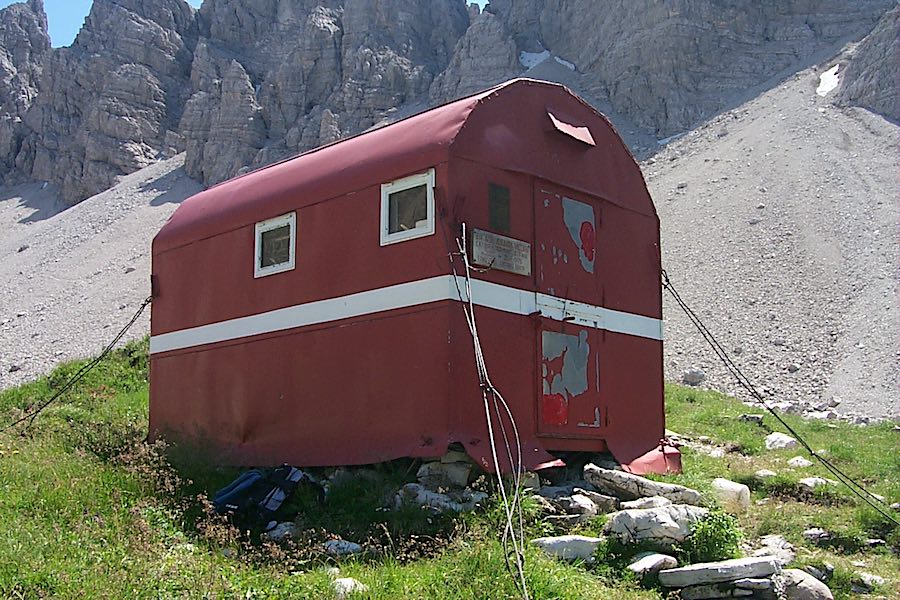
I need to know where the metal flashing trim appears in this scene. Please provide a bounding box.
[149,276,663,355]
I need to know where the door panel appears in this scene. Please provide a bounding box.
[534,180,605,439]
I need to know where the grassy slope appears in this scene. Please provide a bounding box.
[0,341,896,599]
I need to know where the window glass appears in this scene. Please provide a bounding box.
[489,183,510,233]
[380,169,435,246]
[388,184,428,234]
[260,224,291,268]
[254,212,296,278]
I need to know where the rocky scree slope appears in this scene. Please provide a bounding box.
[649,64,898,421]
[0,0,894,203]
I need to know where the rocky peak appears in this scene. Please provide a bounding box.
[0,0,896,203]
[0,0,49,173]
[836,5,899,122]
[15,0,198,203]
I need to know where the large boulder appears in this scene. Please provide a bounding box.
[627,552,678,576]
[658,556,780,588]
[584,464,702,505]
[765,432,799,450]
[531,534,604,562]
[782,568,834,600]
[605,504,708,548]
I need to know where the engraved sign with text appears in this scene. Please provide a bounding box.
[471,228,532,276]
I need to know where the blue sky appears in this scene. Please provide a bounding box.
[1,0,489,48]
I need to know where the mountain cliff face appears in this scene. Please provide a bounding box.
[0,0,48,174]
[836,5,899,122]
[0,0,894,203]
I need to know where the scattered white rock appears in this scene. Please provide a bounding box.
[332,577,368,599]
[394,483,486,513]
[854,571,885,591]
[733,577,773,590]
[262,521,298,541]
[711,478,751,513]
[782,568,834,600]
[797,477,831,492]
[682,367,706,385]
[658,556,780,588]
[752,534,796,567]
[802,528,831,544]
[765,432,799,450]
[787,456,813,468]
[605,504,708,548]
[620,496,672,510]
[416,460,472,489]
[627,552,678,576]
[324,539,363,557]
[531,535,604,562]
[552,494,598,520]
[755,469,777,479]
[583,464,702,505]
[572,488,619,512]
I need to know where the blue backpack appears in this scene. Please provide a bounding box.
[213,464,320,522]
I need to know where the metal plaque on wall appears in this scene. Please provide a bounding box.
[471,228,532,276]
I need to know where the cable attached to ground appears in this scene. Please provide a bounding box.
[1,296,152,434]
[661,270,899,527]
[447,222,530,600]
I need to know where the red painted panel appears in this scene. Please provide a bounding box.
[600,332,666,466]
[151,305,454,466]
[597,202,662,318]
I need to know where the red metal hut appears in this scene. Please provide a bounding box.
[149,78,678,475]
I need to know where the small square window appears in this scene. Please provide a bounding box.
[488,183,510,233]
[380,169,435,246]
[254,212,296,278]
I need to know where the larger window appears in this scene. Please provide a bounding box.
[254,212,296,278]
[380,168,435,246]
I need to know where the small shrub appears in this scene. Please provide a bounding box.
[676,509,743,564]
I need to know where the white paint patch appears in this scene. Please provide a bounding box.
[150,275,664,354]
[816,64,840,97]
[554,56,576,71]
[519,50,550,69]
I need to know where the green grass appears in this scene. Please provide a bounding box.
[0,345,896,599]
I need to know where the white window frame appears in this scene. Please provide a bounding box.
[254,212,296,278]
[379,168,435,246]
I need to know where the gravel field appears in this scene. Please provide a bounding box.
[0,155,201,389]
[648,65,898,422]
[0,65,896,422]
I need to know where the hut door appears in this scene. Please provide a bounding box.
[534,181,605,438]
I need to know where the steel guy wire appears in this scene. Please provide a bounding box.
[1,296,153,434]
[449,223,530,599]
[661,269,899,527]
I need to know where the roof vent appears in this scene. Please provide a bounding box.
[547,109,595,146]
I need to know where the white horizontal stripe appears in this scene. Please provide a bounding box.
[149,275,663,354]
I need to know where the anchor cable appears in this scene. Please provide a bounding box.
[661,270,899,526]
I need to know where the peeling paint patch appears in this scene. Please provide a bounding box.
[542,330,589,398]
[561,197,595,273]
